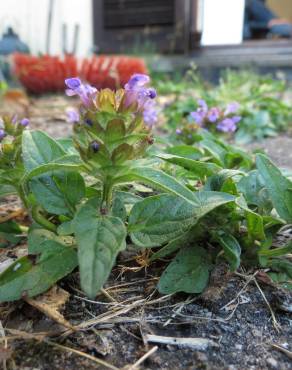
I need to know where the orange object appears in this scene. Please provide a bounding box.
[13,54,148,94]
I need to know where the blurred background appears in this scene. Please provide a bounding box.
[0,0,291,55]
[0,0,291,94]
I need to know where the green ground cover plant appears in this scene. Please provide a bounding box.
[0,74,291,303]
[155,68,292,143]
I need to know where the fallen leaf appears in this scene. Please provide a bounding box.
[25,286,74,330]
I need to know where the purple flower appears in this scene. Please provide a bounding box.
[125,74,150,90]
[65,77,81,90]
[66,108,80,123]
[0,129,5,141]
[197,99,208,112]
[190,111,205,125]
[231,115,242,124]
[143,100,158,128]
[124,74,156,110]
[65,77,97,107]
[207,107,220,123]
[176,128,182,135]
[224,102,240,116]
[217,118,237,133]
[20,118,29,127]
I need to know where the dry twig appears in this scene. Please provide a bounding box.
[126,346,158,369]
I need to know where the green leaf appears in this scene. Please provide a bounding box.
[54,172,85,209]
[158,153,221,178]
[237,170,271,210]
[28,226,72,254]
[0,221,24,248]
[149,229,194,261]
[166,145,203,160]
[158,247,211,294]
[31,171,85,215]
[129,192,235,247]
[57,138,79,155]
[22,130,66,171]
[0,242,77,302]
[259,242,292,257]
[74,198,127,298]
[22,155,84,182]
[204,169,243,192]
[57,221,74,236]
[245,210,265,241]
[111,143,134,164]
[105,119,126,144]
[256,154,292,222]
[114,166,197,204]
[111,195,127,222]
[0,184,17,198]
[216,233,241,271]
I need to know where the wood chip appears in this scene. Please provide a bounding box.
[0,347,12,361]
[144,334,217,350]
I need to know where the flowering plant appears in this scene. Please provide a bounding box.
[0,75,291,303]
[175,99,241,144]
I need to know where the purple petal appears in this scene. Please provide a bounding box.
[190,111,205,125]
[65,89,77,97]
[66,108,80,123]
[217,118,237,133]
[224,102,240,115]
[20,118,30,127]
[125,74,150,90]
[147,88,157,99]
[0,129,6,141]
[65,77,81,90]
[207,107,220,123]
[197,99,208,112]
[231,115,241,124]
[11,114,18,124]
[143,100,158,127]
[176,128,182,135]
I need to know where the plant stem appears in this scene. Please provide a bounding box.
[17,184,29,209]
[31,206,57,232]
[101,181,113,214]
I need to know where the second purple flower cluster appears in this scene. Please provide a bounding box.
[190,99,241,133]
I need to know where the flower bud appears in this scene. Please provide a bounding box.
[0,129,5,141]
[20,118,30,127]
[90,141,100,153]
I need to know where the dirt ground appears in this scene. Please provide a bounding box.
[0,96,292,370]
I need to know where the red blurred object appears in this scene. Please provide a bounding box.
[13,54,148,94]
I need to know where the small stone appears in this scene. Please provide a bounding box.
[267,357,278,369]
[235,344,243,350]
[252,329,261,337]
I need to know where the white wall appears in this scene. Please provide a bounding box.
[201,0,245,46]
[0,0,93,56]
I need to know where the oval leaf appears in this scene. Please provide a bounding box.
[0,243,77,302]
[158,247,211,294]
[129,192,235,248]
[74,198,127,298]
